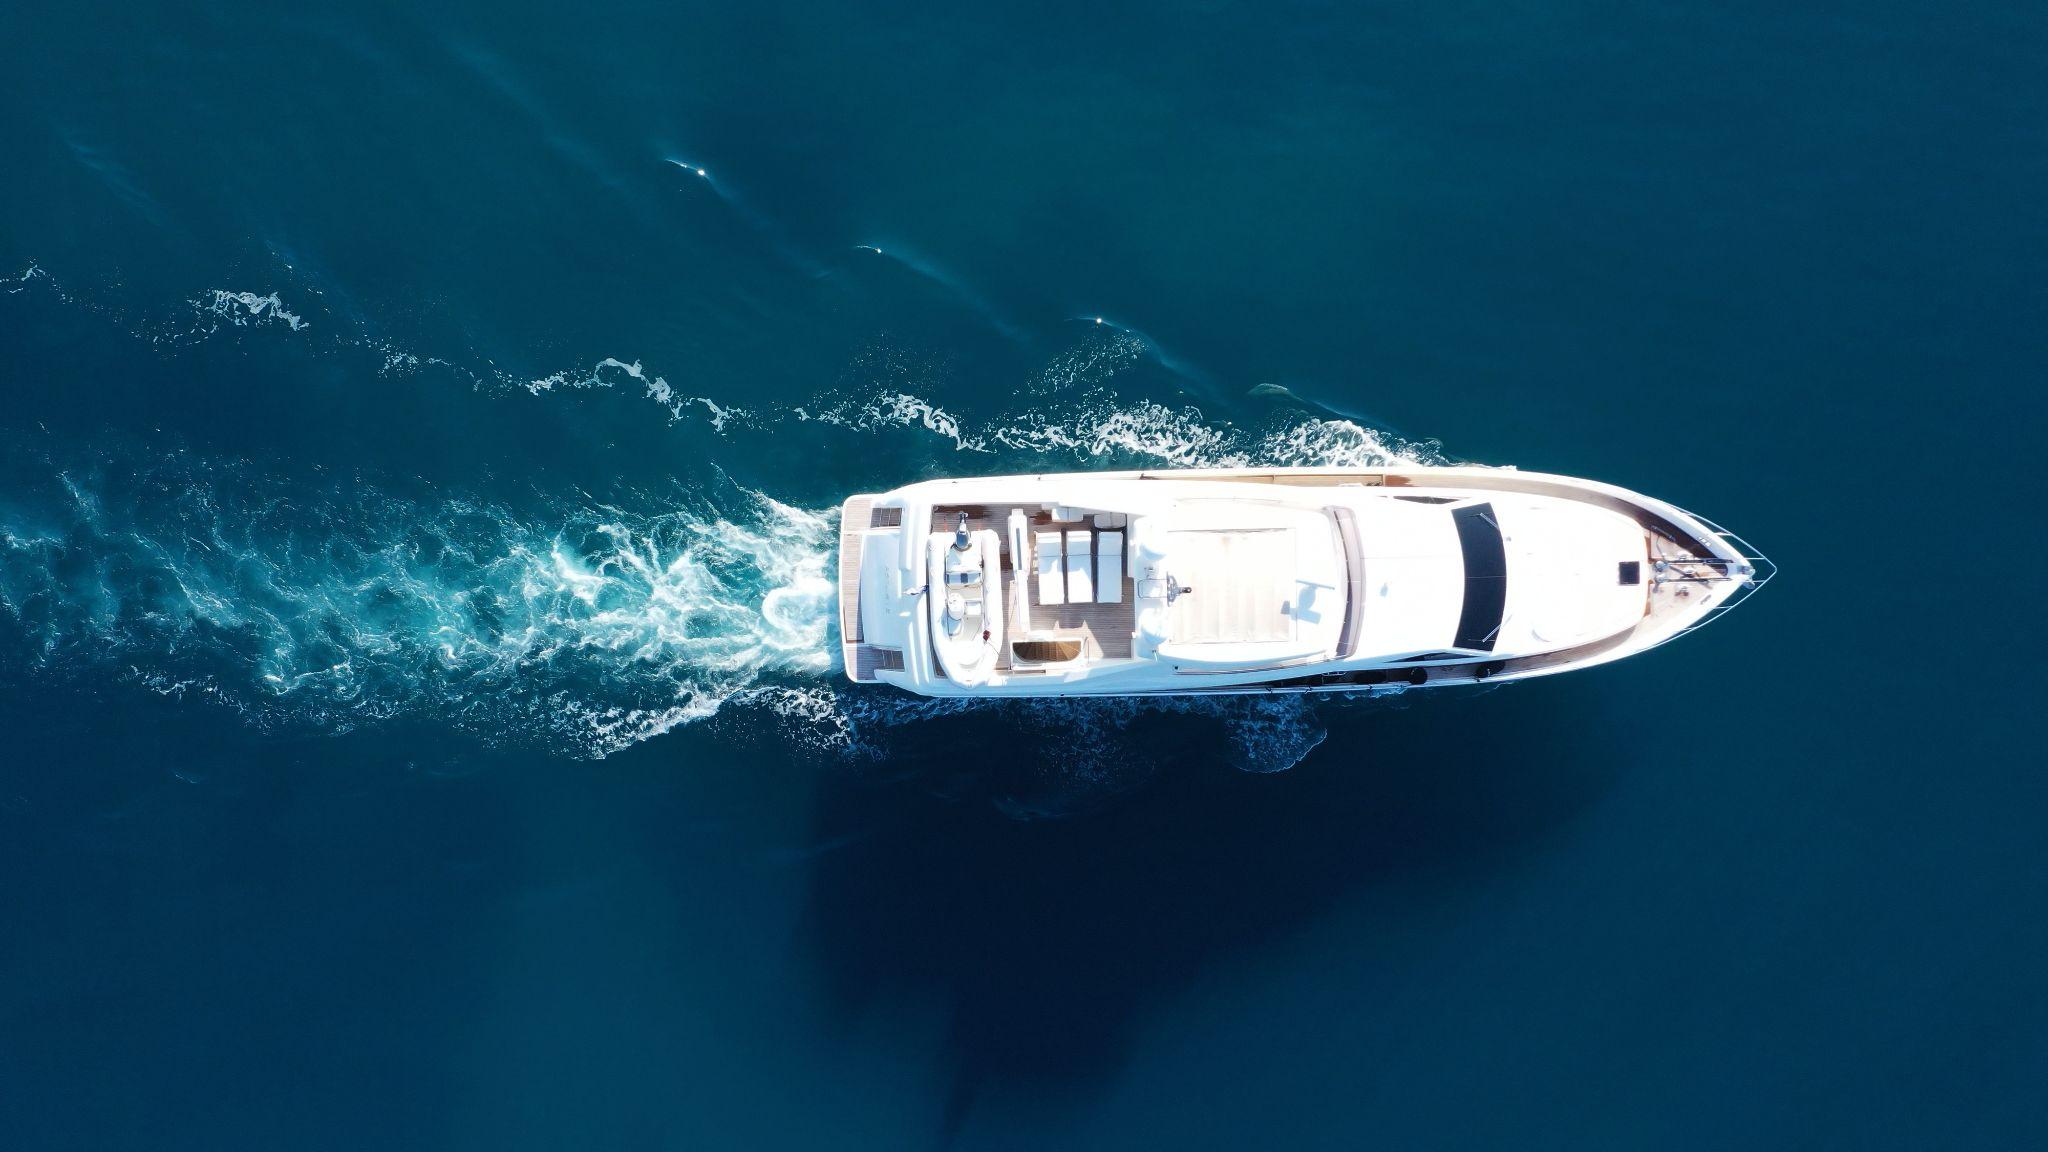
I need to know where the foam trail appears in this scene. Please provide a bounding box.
[0,446,834,758]
[522,355,744,426]
[198,289,307,331]
[2,273,1452,779]
[138,287,312,348]
[803,390,992,452]
[1069,314,1209,385]
[1028,328,1150,394]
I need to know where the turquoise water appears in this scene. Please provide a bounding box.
[4,2,2044,1147]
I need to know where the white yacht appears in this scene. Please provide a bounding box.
[837,466,1771,697]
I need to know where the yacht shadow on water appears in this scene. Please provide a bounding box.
[797,682,1619,1142]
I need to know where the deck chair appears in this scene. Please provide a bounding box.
[1095,531,1124,603]
[1035,531,1065,606]
[1065,531,1094,603]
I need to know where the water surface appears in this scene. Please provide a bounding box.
[3,2,2044,1147]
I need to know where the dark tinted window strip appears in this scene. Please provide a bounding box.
[1452,504,1507,651]
[1456,578,1506,651]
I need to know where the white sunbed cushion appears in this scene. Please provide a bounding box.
[1167,527,1298,643]
[1095,532,1124,603]
[1065,531,1094,603]
[1035,531,1065,606]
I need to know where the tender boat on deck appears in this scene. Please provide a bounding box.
[837,467,1771,697]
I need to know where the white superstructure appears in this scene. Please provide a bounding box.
[837,467,1771,697]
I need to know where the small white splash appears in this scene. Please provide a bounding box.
[1030,329,1147,394]
[1260,418,1437,468]
[809,391,989,452]
[694,397,737,431]
[525,355,651,396]
[987,399,1245,466]
[524,355,749,427]
[200,289,307,331]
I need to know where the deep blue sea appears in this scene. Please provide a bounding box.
[3,2,2045,1148]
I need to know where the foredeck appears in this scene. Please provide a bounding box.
[936,505,1135,665]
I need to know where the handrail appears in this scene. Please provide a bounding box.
[1660,506,1777,639]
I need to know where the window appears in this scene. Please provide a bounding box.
[1451,504,1507,652]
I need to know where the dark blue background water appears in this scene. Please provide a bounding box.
[4,3,2044,1147]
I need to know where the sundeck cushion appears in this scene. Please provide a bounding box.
[1065,531,1094,603]
[1167,527,1297,644]
[1096,532,1124,603]
[1035,531,1065,606]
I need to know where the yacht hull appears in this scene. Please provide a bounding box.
[838,467,1770,698]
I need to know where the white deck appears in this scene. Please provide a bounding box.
[836,467,1768,697]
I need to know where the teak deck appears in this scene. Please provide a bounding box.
[838,498,1137,682]
[935,505,1135,666]
[838,496,872,676]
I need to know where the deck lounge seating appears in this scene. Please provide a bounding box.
[1035,531,1065,606]
[1066,531,1094,603]
[1096,531,1124,603]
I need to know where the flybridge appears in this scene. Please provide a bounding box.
[838,466,1771,699]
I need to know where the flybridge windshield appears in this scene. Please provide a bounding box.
[1452,503,1507,651]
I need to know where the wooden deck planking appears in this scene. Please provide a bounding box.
[853,645,903,680]
[838,496,871,675]
[934,504,1135,661]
